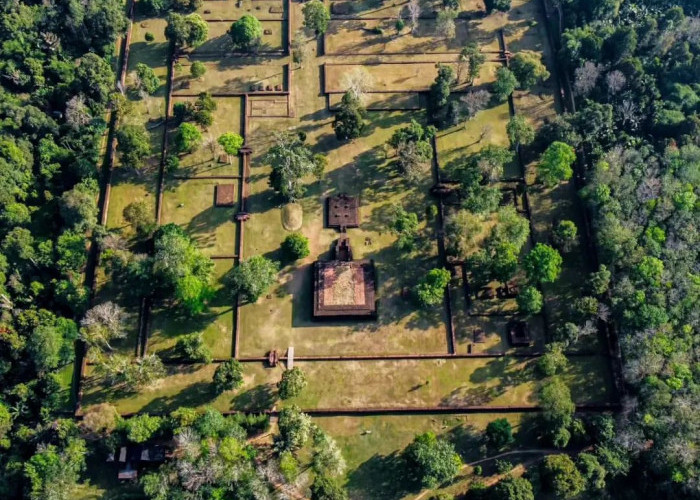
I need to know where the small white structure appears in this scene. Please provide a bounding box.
[287,346,294,369]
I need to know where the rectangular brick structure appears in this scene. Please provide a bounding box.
[215,184,236,207]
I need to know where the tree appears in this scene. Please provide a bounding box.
[523,243,562,284]
[229,15,263,50]
[415,268,451,307]
[436,9,457,39]
[123,200,156,237]
[574,61,602,96]
[509,52,550,89]
[277,405,312,451]
[311,474,348,500]
[60,178,100,232]
[174,122,202,154]
[587,265,611,296]
[517,285,543,315]
[116,124,151,169]
[493,67,518,102]
[135,63,160,95]
[217,132,244,163]
[486,418,514,449]
[389,205,420,251]
[490,475,534,500]
[541,454,586,499]
[281,233,310,260]
[313,431,346,477]
[24,440,86,500]
[302,0,330,35]
[341,67,374,102]
[0,402,12,449]
[445,209,482,259]
[165,13,208,48]
[408,0,420,33]
[333,91,366,140]
[265,132,325,201]
[397,140,433,183]
[404,432,461,487]
[227,255,278,303]
[537,343,568,376]
[175,333,212,363]
[278,367,308,399]
[81,403,120,435]
[428,65,455,123]
[462,90,491,119]
[124,414,163,443]
[213,359,244,393]
[490,242,519,284]
[552,220,578,253]
[152,224,213,314]
[80,302,126,351]
[484,0,511,13]
[506,115,535,148]
[539,377,575,447]
[459,42,486,83]
[537,142,576,187]
[190,60,206,79]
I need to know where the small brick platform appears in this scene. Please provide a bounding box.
[327,193,359,229]
[215,184,236,207]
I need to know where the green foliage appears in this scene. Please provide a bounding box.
[277,405,312,451]
[165,13,208,48]
[153,223,213,313]
[229,15,263,50]
[135,63,160,95]
[311,474,349,500]
[217,132,244,159]
[213,359,244,393]
[523,243,562,284]
[60,178,100,231]
[428,65,455,124]
[486,418,515,449]
[281,232,310,260]
[303,0,331,35]
[537,343,569,376]
[265,132,325,201]
[175,332,213,363]
[0,402,12,449]
[24,440,86,500]
[506,115,535,147]
[123,200,156,238]
[395,18,405,32]
[415,268,451,307]
[227,255,279,303]
[539,377,575,448]
[578,452,606,490]
[333,91,366,140]
[389,205,420,251]
[279,450,300,481]
[116,124,151,169]
[509,52,550,89]
[537,142,576,187]
[145,31,155,42]
[490,475,533,500]
[541,454,586,499]
[174,122,202,154]
[484,0,511,13]
[493,67,518,102]
[461,42,486,83]
[190,60,206,78]
[312,431,346,477]
[278,367,308,399]
[124,414,163,443]
[552,220,578,253]
[517,285,543,315]
[403,431,462,488]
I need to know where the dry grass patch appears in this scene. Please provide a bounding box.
[173,56,287,95]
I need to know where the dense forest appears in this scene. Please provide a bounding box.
[0,0,697,498]
[549,0,700,497]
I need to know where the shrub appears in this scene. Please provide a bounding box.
[190,61,206,78]
[415,268,451,307]
[278,367,308,399]
[145,32,155,42]
[213,359,244,393]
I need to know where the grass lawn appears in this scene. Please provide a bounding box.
[105,168,158,237]
[325,62,466,93]
[168,96,243,176]
[190,20,285,55]
[436,102,516,177]
[317,412,538,498]
[161,178,239,255]
[325,19,472,54]
[239,110,450,357]
[173,56,288,95]
[82,355,613,414]
[147,260,235,359]
[198,0,286,21]
[92,266,141,358]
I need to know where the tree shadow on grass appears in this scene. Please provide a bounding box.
[347,452,418,500]
[139,381,218,413]
[232,383,277,411]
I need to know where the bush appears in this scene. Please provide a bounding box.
[123,414,162,443]
[516,285,543,315]
[486,418,514,449]
[415,268,451,308]
[403,432,462,488]
[213,359,244,393]
[175,332,212,363]
[145,32,155,42]
[229,14,263,50]
[278,367,308,399]
[174,123,202,154]
[190,61,206,78]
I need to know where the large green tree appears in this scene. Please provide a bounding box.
[227,255,278,303]
[403,432,462,487]
[229,15,263,50]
